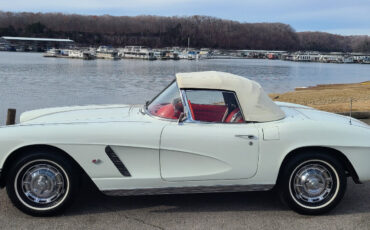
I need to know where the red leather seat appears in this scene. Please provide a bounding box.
[224,108,245,123]
[156,104,180,119]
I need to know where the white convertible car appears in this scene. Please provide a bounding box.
[0,71,369,216]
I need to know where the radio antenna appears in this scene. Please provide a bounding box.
[349,98,352,125]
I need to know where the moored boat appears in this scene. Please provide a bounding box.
[43,48,61,57]
[96,46,119,60]
[119,46,156,60]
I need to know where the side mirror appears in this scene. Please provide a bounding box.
[178,112,186,124]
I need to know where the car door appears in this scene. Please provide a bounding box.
[160,122,259,181]
[159,89,260,182]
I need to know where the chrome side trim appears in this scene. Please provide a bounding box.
[105,146,131,177]
[102,184,274,196]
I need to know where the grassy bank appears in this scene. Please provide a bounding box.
[269,81,370,115]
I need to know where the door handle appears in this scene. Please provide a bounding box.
[235,134,258,140]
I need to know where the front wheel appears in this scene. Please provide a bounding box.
[278,152,347,215]
[6,151,79,216]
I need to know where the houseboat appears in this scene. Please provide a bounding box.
[342,56,354,63]
[292,53,319,62]
[153,51,171,60]
[199,48,211,59]
[119,46,156,60]
[43,48,61,57]
[319,55,353,63]
[68,50,95,60]
[96,46,119,60]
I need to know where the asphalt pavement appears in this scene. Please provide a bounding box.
[1,176,370,229]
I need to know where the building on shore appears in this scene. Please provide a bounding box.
[1,36,74,52]
[0,37,12,51]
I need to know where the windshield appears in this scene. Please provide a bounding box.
[147,81,183,120]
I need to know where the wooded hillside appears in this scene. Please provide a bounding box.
[0,11,369,52]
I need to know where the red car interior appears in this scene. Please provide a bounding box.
[187,100,196,120]
[190,103,227,122]
[150,104,182,119]
[224,108,245,123]
[150,102,244,123]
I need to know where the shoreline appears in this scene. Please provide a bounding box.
[269,81,370,119]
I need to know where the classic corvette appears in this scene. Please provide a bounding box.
[0,71,369,216]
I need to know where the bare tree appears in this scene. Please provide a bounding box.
[0,11,368,52]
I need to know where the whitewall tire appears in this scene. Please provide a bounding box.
[278,151,347,215]
[6,151,79,216]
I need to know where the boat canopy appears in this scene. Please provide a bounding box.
[176,71,285,122]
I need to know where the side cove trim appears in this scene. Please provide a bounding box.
[105,146,131,177]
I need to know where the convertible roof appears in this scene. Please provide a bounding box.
[176,71,285,122]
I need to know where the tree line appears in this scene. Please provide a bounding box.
[0,11,369,52]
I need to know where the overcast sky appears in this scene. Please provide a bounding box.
[1,0,369,35]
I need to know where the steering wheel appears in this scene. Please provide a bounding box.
[172,97,183,112]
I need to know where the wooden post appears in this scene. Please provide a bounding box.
[6,108,16,125]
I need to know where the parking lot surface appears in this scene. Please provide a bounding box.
[0,179,369,230]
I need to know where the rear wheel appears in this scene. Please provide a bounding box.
[6,151,79,216]
[278,151,347,215]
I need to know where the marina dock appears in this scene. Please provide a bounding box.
[1,36,369,63]
[41,46,370,64]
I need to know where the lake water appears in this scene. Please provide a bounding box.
[0,52,369,124]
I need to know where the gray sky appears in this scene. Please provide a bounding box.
[1,0,369,35]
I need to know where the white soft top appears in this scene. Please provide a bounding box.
[176,71,285,122]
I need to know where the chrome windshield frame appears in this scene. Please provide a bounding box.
[143,79,182,122]
[179,89,198,123]
[145,79,176,111]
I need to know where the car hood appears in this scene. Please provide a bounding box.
[275,101,369,129]
[20,104,132,124]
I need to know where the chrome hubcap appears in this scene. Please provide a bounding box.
[293,163,333,204]
[21,164,65,204]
